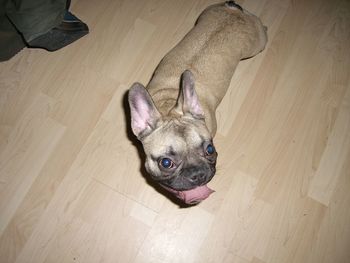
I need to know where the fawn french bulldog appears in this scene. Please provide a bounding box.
[128,1,267,204]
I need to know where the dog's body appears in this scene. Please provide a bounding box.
[128,1,267,204]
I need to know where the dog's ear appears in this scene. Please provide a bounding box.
[174,70,205,119]
[128,83,161,138]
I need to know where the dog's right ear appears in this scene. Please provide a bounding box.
[173,70,205,119]
[128,83,161,138]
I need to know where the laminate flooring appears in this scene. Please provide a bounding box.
[0,0,349,262]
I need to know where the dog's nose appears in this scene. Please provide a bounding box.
[188,173,206,182]
[185,166,207,184]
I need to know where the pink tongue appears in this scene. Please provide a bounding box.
[162,184,215,204]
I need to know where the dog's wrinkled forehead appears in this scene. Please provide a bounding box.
[142,118,210,156]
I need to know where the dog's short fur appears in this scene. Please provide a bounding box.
[128,1,267,202]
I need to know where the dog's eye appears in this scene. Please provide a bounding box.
[206,144,215,155]
[159,158,175,169]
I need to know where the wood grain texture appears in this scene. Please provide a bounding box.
[1,0,349,262]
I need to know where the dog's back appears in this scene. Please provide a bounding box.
[146,1,267,132]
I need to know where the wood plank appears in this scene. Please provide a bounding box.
[0,94,65,236]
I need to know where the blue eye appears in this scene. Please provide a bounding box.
[159,158,174,169]
[206,144,215,155]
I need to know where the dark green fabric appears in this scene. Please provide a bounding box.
[0,0,25,61]
[0,16,25,61]
[6,0,66,41]
[0,0,66,61]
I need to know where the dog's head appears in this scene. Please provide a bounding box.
[128,70,217,204]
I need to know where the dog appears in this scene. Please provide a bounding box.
[128,1,267,204]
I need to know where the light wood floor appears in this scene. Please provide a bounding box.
[1,0,350,262]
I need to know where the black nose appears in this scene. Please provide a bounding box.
[185,166,207,184]
[188,173,206,183]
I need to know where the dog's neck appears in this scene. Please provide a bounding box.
[148,88,179,116]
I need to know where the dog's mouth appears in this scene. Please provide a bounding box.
[160,184,214,205]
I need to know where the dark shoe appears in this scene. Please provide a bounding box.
[28,11,89,51]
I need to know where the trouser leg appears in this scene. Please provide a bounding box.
[1,0,88,58]
[6,0,66,42]
[0,0,25,61]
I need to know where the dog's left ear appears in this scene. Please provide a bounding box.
[128,83,161,138]
[174,70,205,119]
